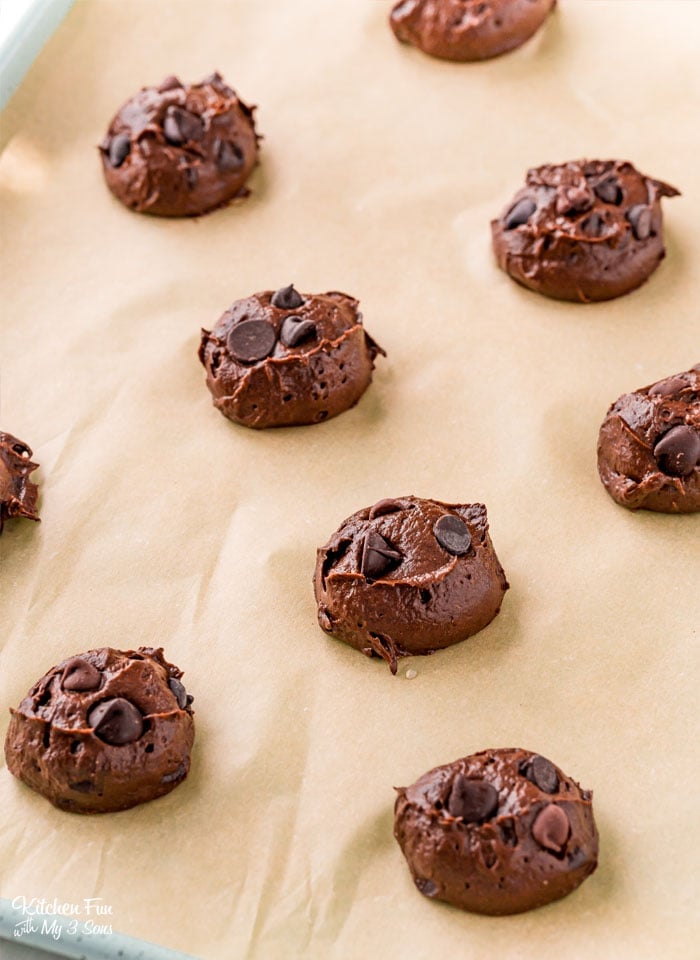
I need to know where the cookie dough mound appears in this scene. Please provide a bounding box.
[5,647,195,813]
[199,286,385,429]
[100,72,259,217]
[390,0,556,62]
[314,496,508,674]
[394,747,598,915]
[597,365,700,512]
[0,432,39,534]
[491,160,679,302]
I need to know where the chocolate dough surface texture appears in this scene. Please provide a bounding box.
[199,286,385,429]
[5,647,195,813]
[491,159,679,302]
[394,747,598,914]
[314,496,508,674]
[390,0,556,61]
[100,72,259,217]
[0,432,39,534]
[597,364,700,512]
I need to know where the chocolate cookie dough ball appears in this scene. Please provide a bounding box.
[4,647,195,813]
[0,432,39,534]
[491,160,680,302]
[99,72,259,217]
[394,748,598,915]
[597,365,700,513]
[314,496,508,674]
[199,286,385,429]
[390,0,556,62]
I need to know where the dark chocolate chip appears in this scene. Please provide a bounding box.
[61,658,102,693]
[11,442,31,457]
[594,176,623,205]
[280,316,317,348]
[414,877,438,898]
[169,677,189,709]
[215,138,245,172]
[271,285,304,310]
[653,425,700,477]
[227,319,276,363]
[158,75,183,92]
[163,106,204,145]
[627,204,652,241]
[433,515,471,556]
[368,498,403,520]
[532,804,570,853]
[522,755,559,794]
[582,212,604,237]
[87,698,144,745]
[108,134,131,168]
[649,376,687,397]
[360,531,403,579]
[504,197,536,230]
[161,762,188,784]
[68,780,95,794]
[447,775,498,823]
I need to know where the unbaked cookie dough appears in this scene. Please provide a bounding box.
[0,432,39,534]
[199,286,385,428]
[597,364,700,512]
[314,496,508,674]
[5,647,195,813]
[100,71,259,217]
[394,747,598,914]
[390,0,556,62]
[491,159,680,302]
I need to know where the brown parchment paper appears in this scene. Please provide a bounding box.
[1,1,699,957]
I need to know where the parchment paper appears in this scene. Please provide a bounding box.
[1,2,699,958]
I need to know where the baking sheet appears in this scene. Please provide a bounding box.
[1,1,699,958]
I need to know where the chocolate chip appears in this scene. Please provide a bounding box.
[582,212,604,237]
[161,762,187,784]
[184,166,198,189]
[68,780,94,794]
[227,319,276,363]
[649,377,687,397]
[594,176,623,205]
[108,134,131,168]
[433,515,471,556]
[87,698,144,745]
[280,316,317,348]
[414,877,438,898]
[504,197,536,230]
[653,425,700,477]
[61,658,102,693]
[271,285,304,310]
[522,755,559,794]
[627,204,652,241]
[163,106,204,145]
[215,139,245,172]
[368,498,403,520]
[447,775,498,823]
[360,531,402,579]
[532,804,570,853]
[169,677,189,709]
[158,75,183,92]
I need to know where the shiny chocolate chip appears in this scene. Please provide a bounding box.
[368,498,403,520]
[648,377,687,397]
[280,316,317,348]
[433,515,471,556]
[532,804,570,853]
[271,285,304,310]
[161,762,187,784]
[447,774,498,823]
[87,698,144,745]
[627,204,652,241]
[108,134,131,168]
[227,319,276,363]
[504,197,536,230]
[215,139,244,172]
[582,212,604,237]
[653,425,700,477]
[594,176,623,205]
[158,75,183,92]
[61,658,102,693]
[163,105,204,144]
[522,755,559,794]
[169,677,190,709]
[414,877,438,898]
[360,531,402,579]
